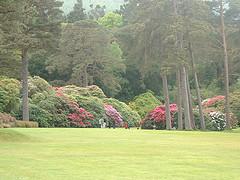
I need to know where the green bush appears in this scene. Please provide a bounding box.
[230,91,240,125]
[62,85,106,99]
[129,91,161,118]
[0,77,20,113]
[28,76,53,97]
[103,98,141,127]
[15,121,38,128]
[31,93,70,127]
[75,95,105,127]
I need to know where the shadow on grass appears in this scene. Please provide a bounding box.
[0,129,31,142]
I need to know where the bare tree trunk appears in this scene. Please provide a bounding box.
[162,74,171,130]
[188,41,206,129]
[21,49,29,121]
[176,69,183,130]
[186,69,195,129]
[181,66,192,130]
[84,65,88,87]
[220,0,231,129]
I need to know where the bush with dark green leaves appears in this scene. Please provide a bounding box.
[230,91,240,125]
[129,91,161,118]
[0,77,20,114]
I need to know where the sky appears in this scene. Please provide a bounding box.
[62,0,125,14]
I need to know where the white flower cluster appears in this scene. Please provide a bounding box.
[209,111,227,131]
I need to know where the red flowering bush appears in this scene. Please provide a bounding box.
[141,104,177,129]
[202,96,225,108]
[104,104,123,125]
[68,108,94,128]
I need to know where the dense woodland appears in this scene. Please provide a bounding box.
[0,0,240,130]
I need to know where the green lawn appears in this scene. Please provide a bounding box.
[0,128,240,180]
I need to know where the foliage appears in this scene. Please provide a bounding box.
[0,77,20,113]
[0,113,16,128]
[68,108,94,128]
[141,104,177,130]
[67,0,86,23]
[74,95,105,127]
[207,112,227,131]
[103,98,141,127]
[28,76,54,97]
[61,85,106,98]
[230,91,240,125]
[129,91,161,118]
[15,121,38,128]
[104,104,123,125]
[98,12,123,28]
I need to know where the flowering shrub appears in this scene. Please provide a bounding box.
[141,104,177,129]
[104,104,123,125]
[0,113,17,128]
[68,108,94,128]
[103,98,141,127]
[207,111,226,131]
[202,96,225,108]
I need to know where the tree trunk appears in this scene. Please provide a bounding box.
[181,66,192,130]
[84,65,88,87]
[186,70,195,129]
[176,69,183,130]
[162,74,171,130]
[188,41,206,129]
[220,0,231,129]
[21,49,29,121]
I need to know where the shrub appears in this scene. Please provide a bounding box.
[0,113,17,128]
[230,91,240,125]
[103,98,141,127]
[68,108,94,128]
[28,76,53,97]
[129,91,161,118]
[104,104,123,125]
[141,104,177,130]
[15,121,39,128]
[207,111,227,131]
[74,95,105,127]
[0,77,20,113]
[61,85,106,98]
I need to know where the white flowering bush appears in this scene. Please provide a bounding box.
[208,111,226,131]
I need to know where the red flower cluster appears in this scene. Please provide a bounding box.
[149,104,178,123]
[202,96,225,107]
[54,86,94,127]
[68,108,94,128]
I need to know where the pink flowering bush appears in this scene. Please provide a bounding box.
[104,104,123,125]
[141,104,178,129]
[202,96,225,108]
[68,108,94,128]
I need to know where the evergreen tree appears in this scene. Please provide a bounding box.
[67,0,85,23]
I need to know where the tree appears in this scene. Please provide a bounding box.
[67,0,85,23]
[98,12,123,28]
[220,0,231,129]
[1,0,63,121]
[48,21,126,96]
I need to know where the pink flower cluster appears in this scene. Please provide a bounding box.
[202,96,225,107]
[68,108,94,128]
[149,104,178,123]
[104,104,123,124]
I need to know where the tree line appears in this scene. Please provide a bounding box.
[0,0,240,130]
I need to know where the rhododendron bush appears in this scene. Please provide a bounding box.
[68,108,94,128]
[202,95,238,128]
[104,104,123,125]
[141,104,177,129]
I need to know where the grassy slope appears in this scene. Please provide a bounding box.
[0,128,240,180]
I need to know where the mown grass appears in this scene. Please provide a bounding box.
[0,128,240,180]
